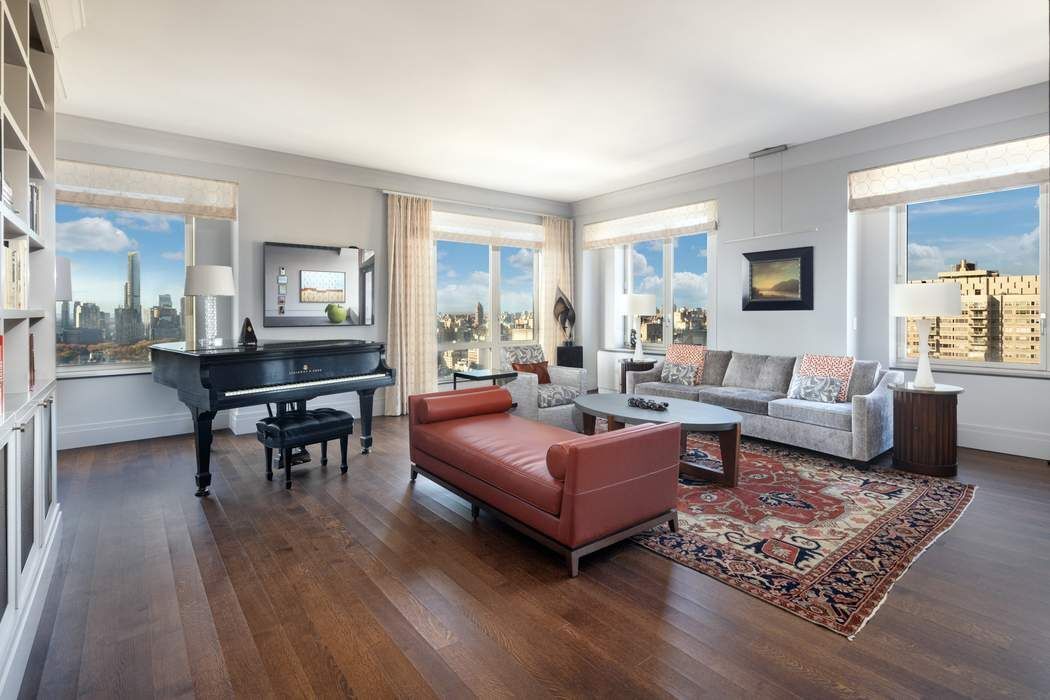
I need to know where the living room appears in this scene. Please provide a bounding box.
[1,1,1048,697]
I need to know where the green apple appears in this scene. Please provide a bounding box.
[326,304,347,323]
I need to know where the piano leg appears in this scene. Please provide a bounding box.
[191,407,217,497]
[358,388,375,454]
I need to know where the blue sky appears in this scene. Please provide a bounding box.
[57,204,186,312]
[907,185,1040,280]
[436,241,535,314]
[631,232,709,310]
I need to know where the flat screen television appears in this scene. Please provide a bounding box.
[263,242,375,327]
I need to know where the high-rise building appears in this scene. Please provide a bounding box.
[116,251,146,343]
[475,301,485,329]
[158,293,173,308]
[126,251,141,310]
[906,260,1040,365]
[60,301,71,330]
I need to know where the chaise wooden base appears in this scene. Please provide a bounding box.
[410,463,678,577]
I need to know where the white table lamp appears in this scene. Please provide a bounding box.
[185,265,236,347]
[894,282,961,389]
[624,293,657,361]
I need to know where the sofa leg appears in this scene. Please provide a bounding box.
[470,504,480,519]
[668,512,679,533]
[410,464,418,482]
[568,551,580,578]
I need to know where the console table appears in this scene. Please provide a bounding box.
[890,382,964,477]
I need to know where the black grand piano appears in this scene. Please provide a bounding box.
[151,339,395,496]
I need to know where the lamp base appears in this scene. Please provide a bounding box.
[914,317,936,389]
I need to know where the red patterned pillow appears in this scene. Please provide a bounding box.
[666,344,706,384]
[798,354,854,402]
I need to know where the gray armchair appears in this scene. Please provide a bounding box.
[500,345,586,431]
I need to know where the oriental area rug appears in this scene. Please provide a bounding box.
[630,432,975,639]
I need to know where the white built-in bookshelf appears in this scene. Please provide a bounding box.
[0,0,57,695]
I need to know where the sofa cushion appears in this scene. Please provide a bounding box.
[636,381,702,401]
[798,354,855,402]
[722,352,795,392]
[786,375,842,403]
[412,412,570,515]
[512,360,551,384]
[415,387,512,423]
[847,360,881,399]
[769,398,853,431]
[696,386,784,415]
[502,344,545,368]
[666,344,706,384]
[700,350,732,385]
[661,361,699,385]
[537,383,581,409]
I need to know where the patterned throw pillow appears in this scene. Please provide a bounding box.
[798,354,855,402]
[787,374,843,403]
[661,362,699,386]
[512,361,551,384]
[666,344,706,384]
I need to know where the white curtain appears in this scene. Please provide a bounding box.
[541,215,574,363]
[848,134,1049,211]
[384,194,436,415]
[582,199,718,250]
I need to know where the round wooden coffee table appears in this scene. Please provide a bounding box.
[574,393,743,486]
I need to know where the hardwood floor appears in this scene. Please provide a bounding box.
[19,417,1050,698]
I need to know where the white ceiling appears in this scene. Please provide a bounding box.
[55,0,1049,202]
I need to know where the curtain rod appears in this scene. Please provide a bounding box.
[381,189,562,219]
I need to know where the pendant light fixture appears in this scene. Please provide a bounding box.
[729,143,820,243]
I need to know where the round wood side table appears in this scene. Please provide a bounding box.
[890,382,964,477]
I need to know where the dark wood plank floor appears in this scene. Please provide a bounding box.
[19,417,1050,698]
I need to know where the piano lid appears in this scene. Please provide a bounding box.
[152,339,380,357]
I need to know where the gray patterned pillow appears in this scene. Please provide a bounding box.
[787,374,843,403]
[661,362,699,386]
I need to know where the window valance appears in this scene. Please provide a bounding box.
[582,200,718,251]
[431,210,544,249]
[56,160,239,220]
[848,134,1049,211]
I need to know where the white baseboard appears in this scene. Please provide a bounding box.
[58,411,230,450]
[229,393,385,435]
[958,422,1050,461]
[0,508,61,700]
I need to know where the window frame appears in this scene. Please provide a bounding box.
[622,231,716,351]
[56,212,197,379]
[434,239,541,384]
[892,182,1049,377]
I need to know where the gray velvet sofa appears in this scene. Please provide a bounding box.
[626,350,904,462]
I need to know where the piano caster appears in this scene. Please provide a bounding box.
[361,435,373,454]
[195,475,211,498]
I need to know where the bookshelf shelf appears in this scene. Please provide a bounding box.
[1,103,46,179]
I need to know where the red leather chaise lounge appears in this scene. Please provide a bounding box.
[408,385,681,576]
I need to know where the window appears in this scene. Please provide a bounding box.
[56,204,188,368]
[624,231,712,348]
[435,239,539,382]
[896,184,1048,372]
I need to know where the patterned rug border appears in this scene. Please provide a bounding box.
[632,438,977,640]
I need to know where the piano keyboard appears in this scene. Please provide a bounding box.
[223,372,389,397]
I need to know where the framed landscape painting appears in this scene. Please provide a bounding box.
[742,246,813,310]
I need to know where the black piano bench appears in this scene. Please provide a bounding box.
[256,408,355,489]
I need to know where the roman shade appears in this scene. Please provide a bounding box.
[582,200,718,250]
[431,210,544,249]
[56,160,239,219]
[848,134,1049,211]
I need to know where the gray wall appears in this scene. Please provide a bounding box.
[56,115,569,449]
[572,83,1050,459]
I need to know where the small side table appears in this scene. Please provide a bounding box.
[556,344,583,368]
[890,382,964,477]
[453,368,518,390]
[620,358,656,393]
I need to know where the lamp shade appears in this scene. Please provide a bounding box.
[893,282,961,317]
[625,293,657,316]
[55,256,72,301]
[185,265,236,297]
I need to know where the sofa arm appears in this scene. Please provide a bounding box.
[548,365,587,393]
[549,422,681,547]
[626,360,664,394]
[851,370,904,461]
[503,372,540,421]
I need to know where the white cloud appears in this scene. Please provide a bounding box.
[636,274,664,293]
[631,250,654,277]
[506,248,534,270]
[57,217,136,253]
[114,211,181,232]
[671,271,708,308]
[160,250,184,262]
[437,271,490,313]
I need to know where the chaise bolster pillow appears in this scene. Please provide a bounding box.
[415,386,513,424]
